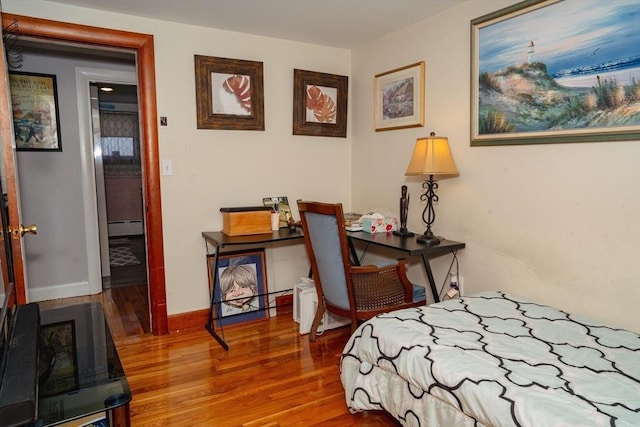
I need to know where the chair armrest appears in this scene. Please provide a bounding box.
[349,259,415,312]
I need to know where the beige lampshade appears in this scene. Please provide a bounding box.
[405,133,459,178]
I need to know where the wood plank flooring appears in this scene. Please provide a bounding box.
[38,285,150,337]
[37,290,399,426]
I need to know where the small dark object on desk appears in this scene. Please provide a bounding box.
[394,185,415,237]
[287,218,302,230]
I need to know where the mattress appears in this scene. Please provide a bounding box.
[341,291,640,426]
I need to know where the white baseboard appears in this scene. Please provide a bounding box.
[28,281,98,303]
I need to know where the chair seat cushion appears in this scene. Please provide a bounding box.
[412,285,426,303]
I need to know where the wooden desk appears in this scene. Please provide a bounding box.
[201,229,304,350]
[201,229,464,348]
[347,231,465,303]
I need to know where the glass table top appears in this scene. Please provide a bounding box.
[38,303,131,426]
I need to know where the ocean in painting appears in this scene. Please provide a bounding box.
[553,58,640,88]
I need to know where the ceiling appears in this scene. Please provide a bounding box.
[44,0,466,49]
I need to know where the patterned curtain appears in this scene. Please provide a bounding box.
[100,111,141,176]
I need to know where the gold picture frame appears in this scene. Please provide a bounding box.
[194,55,264,130]
[374,61,425,132]
[293,69,348,137]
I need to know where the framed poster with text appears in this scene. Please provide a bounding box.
[9,71,62,151]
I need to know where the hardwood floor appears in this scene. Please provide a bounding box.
[37,290,400,426]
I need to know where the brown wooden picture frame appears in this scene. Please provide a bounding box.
[293,69,348,137]
[194,55,264,130]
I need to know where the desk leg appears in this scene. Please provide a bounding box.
[205,243,230,351]
[206,324,229,351]
[347,238,361,266]
[421,253,440,303]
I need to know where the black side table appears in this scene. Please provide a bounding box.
[38,303,131,427]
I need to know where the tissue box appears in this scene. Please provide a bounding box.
[361,216,398,233]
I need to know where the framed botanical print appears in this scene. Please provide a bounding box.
[195,55,265,130]
[293,69,348,137]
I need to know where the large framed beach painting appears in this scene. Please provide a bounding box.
[471,0,640,146]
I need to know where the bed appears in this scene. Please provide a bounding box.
[341,291,640,426]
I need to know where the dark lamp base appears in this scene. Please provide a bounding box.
[416,234,443,245]
[393,228,415,237]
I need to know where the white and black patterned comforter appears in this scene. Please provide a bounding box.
[341,291,640,426]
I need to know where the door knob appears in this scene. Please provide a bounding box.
[12,224,38,237]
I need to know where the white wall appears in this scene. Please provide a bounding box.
[351,0,640,332]
[3,0,352,315]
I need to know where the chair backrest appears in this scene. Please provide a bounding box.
[297,201,355,320]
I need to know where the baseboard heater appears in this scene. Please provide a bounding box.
[107,219,143,237]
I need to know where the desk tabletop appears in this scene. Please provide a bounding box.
[202,228,304,247]
[38,303,130,426]
[347,231,465,256]
[201,229,464,255]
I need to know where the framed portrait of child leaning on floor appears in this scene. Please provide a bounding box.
[208,250,269,327]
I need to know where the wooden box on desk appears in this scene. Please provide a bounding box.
[220,206,272,236]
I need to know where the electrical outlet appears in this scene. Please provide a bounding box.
[449,272,458,289]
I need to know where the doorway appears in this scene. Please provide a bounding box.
[1,13,168,334]
[91,82,148,294]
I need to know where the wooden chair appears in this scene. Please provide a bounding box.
[297,200,426,340]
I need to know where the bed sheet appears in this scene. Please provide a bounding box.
[341,291,640,426]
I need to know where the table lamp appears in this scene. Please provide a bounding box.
[405,132,459,245]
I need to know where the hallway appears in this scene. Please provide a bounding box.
[103,235,147,289]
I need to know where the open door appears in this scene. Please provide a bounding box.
[0,12,34,304]
[0,13,168,334]
[0,150,13,298]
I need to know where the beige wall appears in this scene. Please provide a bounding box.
[4,0,639,332]
[3,0,352,315]
[350,0,640,332]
